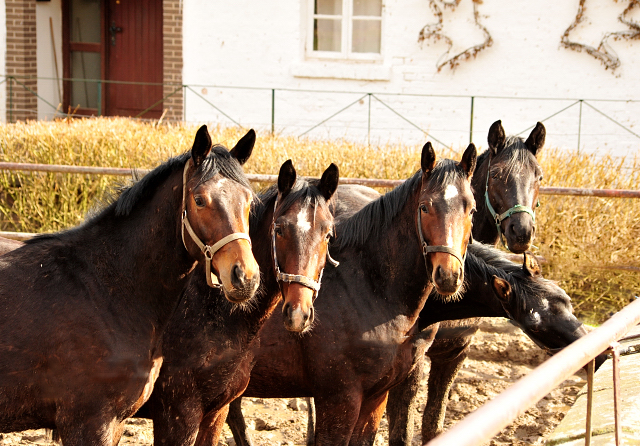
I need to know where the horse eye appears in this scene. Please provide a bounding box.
[274,226,283,237]
[194,196,205,208]
[539,175,544,182]
[420,204,428,213]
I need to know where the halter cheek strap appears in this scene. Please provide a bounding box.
[485,158,539,251]
[417,208,465,274]
[271,198,339,301]
[181,159,252,288]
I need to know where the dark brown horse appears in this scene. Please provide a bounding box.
[226,142,477,446]
[389,120,547,444]
[138,160,339,446]
[0,125,259,445]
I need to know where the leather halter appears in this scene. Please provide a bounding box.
[417,208,465,275]
[271,198,339,301]
[484,157,539,250]
[181,159,252,288]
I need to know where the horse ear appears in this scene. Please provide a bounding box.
[491,276,512,303]
[421,142,437,174]
[191,125,213,168]
[318,163,339,201]
[459,143,477,179]
[229,129,256,165]
[487,120,506,156]
[524,122,545,156]
[277,160,296,199]
[523,252,542,278]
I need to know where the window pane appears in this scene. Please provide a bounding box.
[352,19,381,53]
[70,51,101,109]
[70,0,101,43]
[353,0,381,17]
[315,0,342,15]
[314,18,342,51]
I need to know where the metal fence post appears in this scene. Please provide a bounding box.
[578,99,583,155]
[368,93,372,147]
[271,89,275,136]
[97,80,102,116]
[469,96,475,144]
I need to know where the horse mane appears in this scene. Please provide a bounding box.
[460,242,559,302]
[335,159,466,250]
[482,135,540,178]
[251,177,332,230]
[26,145,253,245]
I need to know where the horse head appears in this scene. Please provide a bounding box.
[491,252,605,369]
[181,126,260,304]
[418,142,477,297]
[485,120,545,253]
[272,161,339,333]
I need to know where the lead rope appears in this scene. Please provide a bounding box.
[271,197,339,301]
[484,157,539,251]
[181,159,252,288]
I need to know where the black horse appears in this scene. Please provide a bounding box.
[140,160,339,446]
[226,143,477,446]
[0,126,259,445]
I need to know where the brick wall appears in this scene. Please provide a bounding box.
[163,0,183,121]
[6,0,37,122]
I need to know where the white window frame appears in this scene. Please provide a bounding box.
[307,0,383,61]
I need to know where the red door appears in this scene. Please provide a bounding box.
[106,0,163,118]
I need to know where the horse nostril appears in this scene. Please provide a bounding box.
[231,264,246,288]
[282,302,291,316]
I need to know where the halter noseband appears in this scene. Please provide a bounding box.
[417,207,465,274]
[484,157,539,251]
[181,159,252,288]
[271,198,339,301]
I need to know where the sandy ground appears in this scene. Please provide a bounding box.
[0,317,588,446]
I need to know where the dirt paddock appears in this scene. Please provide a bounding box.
[0,317,587,446]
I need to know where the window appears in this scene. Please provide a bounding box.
[311,0,382,58]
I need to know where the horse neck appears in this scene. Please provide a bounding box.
[249,202,282,316]
[357,190,432,320]
[84,169,193,325]
[471,152,499,245]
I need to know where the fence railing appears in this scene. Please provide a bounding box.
[3,75,640,160]
[426,297,640,446]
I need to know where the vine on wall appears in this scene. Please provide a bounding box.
[561,0,640,71]
[418,0,493,72]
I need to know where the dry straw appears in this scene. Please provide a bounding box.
[0,117,637,324]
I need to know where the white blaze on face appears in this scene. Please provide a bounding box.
[297,208,312,233]
[444,184,459,201]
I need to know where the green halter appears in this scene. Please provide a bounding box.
[484,157,539,251]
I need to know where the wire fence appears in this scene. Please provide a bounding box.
[4,75,640,161]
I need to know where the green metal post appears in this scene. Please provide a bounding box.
[9,77,13,123]
[368,93,372,146]
[577,99,583,155]
[469,96,475,144]
[97,80,102,116]
[271,89,275,135]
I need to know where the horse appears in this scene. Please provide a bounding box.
[388,120,547,444]
[384,244,607,445]
[0,125,259,446]
[137,159,339,446]
[226,142,478,446]
[0,236,23,255]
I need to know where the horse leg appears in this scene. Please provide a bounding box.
[55,407,122,446]
[226,397,254,446]
[194,405,230,446]
[386,352,426,446]
[306,397,316,446]
[151,395,203,446]
[348,393,388,446]
[313,394,361,446]
[421,332,475,442]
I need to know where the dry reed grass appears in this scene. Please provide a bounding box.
[0,117,637,323]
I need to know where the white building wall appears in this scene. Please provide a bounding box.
[36,0,63,120]
[183,0,640,158]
